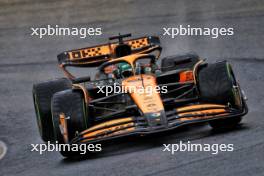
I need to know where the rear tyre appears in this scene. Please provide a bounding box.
[33,78,71,142]
[161,53,200,72]
[198,61,243,129]
[51,90,87,158]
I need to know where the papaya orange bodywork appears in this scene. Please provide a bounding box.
[122,74,164,113]
[68,37,149,61]
[80,117,134,135]
[176,104,229,121]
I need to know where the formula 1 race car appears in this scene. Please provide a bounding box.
[33,34,248,157]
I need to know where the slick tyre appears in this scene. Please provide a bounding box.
[33,78,71,142]
[51,90,87,158]
[161,53,200,72]
[198,61,243,129]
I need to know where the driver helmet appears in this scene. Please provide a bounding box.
[118,62,133,78]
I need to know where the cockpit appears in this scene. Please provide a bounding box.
[98,55,159,79]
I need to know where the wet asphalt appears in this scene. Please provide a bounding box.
[0,0,264,175]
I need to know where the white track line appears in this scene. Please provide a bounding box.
[0,141,7,160]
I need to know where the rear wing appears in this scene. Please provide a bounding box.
[57,36,161,67]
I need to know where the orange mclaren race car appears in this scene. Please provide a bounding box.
[33,34,248,157]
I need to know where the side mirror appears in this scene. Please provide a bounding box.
[71,76,91,84]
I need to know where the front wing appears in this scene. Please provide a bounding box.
[70,102,248,144]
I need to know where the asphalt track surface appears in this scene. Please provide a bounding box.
[0,0,264,176]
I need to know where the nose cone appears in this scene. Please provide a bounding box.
[122,74,165,114]
[144,110,167,127]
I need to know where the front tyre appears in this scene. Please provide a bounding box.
[51,90,87,157]
[33,78,71,141]
[198,61,243,129]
